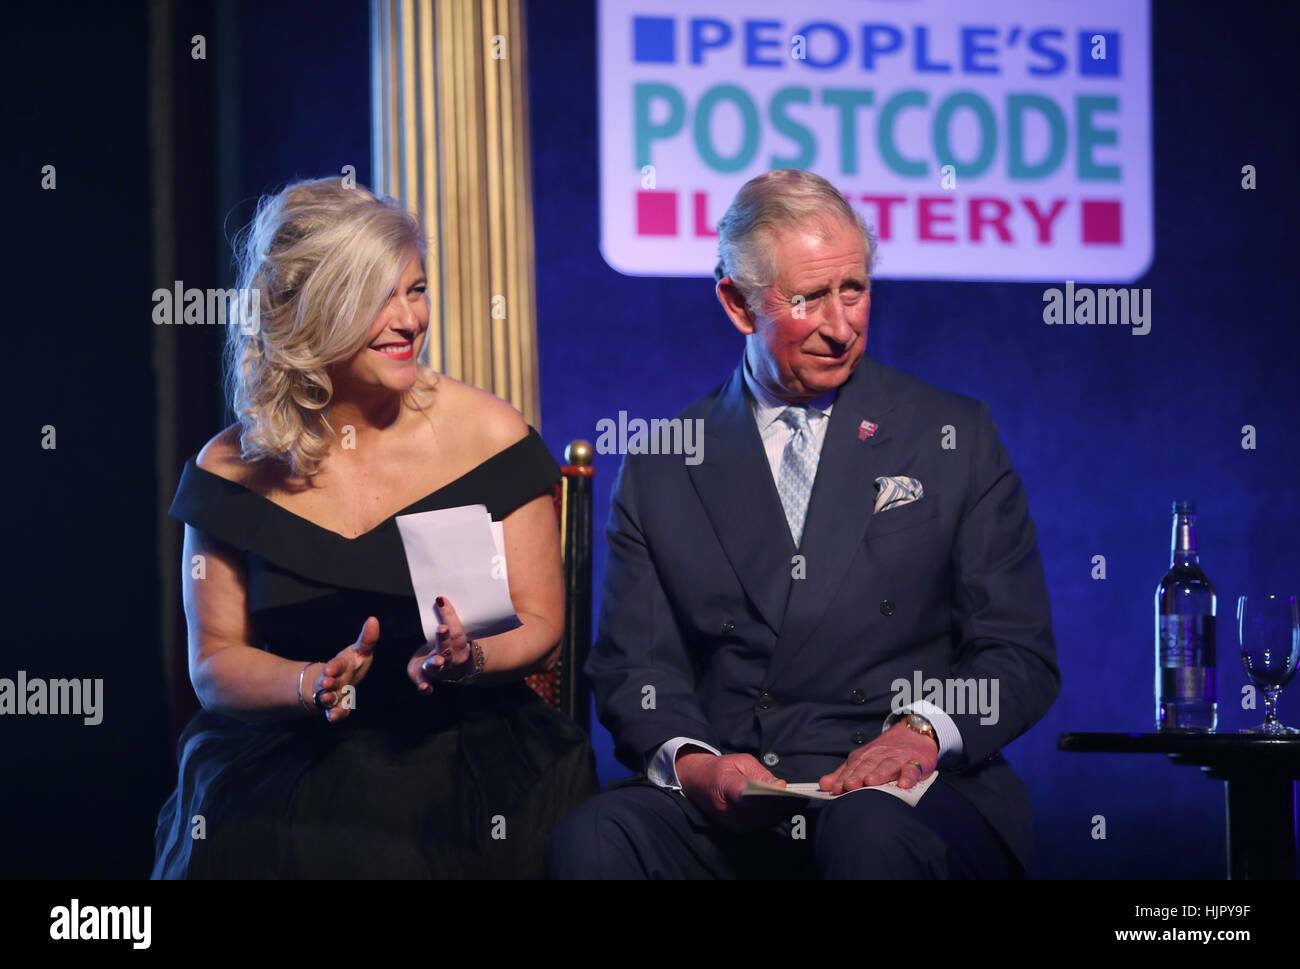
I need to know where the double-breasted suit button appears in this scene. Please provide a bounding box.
[762,752,779,767]
[880,599,896,616]
[721,620,735,635]
[850,730,867,745]
[757,691,773,710]
[849,689,866,705]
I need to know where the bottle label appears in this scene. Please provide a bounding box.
[1158,614,1215,667]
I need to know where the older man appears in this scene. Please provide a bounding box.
[548,169,1059,878]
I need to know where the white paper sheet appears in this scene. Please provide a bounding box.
[741,772,938,806]
[395,504,522,642]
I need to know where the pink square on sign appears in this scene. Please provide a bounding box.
[636,191,677,236]
[1081,200,1122,245]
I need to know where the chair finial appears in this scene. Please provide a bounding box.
[565,439,593,466]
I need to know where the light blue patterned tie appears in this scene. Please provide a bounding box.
[777,406,818,546]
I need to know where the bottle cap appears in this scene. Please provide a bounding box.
[1173,500,1196,515]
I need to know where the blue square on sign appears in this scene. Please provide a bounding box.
[634,17,675,63]
[1078,30,1120,76]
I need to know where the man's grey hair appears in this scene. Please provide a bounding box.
[714,169,878,313]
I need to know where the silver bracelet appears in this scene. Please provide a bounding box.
[297,662,316,713]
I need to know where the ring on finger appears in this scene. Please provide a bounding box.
[906,760,924,775]
[313,687,337,711]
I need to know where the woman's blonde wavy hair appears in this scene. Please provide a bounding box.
[225,177,430,477]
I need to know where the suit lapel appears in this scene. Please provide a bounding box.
[764,356,914,686]
[687,362,794,636]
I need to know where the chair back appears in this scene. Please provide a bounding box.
[525,439,594,732]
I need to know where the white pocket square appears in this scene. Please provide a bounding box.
[873,475,924,513]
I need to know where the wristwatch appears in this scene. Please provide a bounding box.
[901,713,939,752]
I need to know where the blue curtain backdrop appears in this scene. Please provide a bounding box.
[525,1,1299,879]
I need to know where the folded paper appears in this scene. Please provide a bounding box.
[741,772,938,807]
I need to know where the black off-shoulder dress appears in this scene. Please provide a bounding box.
[151,429,598,878]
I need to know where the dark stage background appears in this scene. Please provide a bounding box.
[5,0,1298,879]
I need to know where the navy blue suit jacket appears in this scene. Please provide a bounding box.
[586,354,1060,869]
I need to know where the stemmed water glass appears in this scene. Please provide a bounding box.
[1237,594,1299,734]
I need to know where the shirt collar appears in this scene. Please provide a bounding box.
[742,354,837,431]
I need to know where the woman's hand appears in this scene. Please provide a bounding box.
[309,616,379,722]
[407,596,477,692]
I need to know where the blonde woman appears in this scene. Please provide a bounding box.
[152,178,596,878]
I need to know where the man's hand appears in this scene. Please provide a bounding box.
[819,721,939,794]
[675,750,793,832]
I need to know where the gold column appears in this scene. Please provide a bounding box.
[371,0,540,427]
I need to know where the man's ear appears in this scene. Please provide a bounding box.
[717,277,758,336]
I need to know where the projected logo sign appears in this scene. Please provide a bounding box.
[597,0,1152,281]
